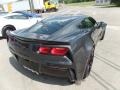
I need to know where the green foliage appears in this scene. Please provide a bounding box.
[111,0,120,6]
[63,0,94,4]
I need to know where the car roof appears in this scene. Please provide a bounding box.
[0,11,8,16]
[0,11,8,13]
[44,14,88,21]
[2,13,22,17]
[13,11,41,17]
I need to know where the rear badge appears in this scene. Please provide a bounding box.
[23,65,39,75]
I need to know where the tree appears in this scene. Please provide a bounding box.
[111,0,120,6]
[0,4,5,11]
[63,0,94,4]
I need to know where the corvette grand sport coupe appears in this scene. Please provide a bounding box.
[7,14,107,83]
[0,11,42,38]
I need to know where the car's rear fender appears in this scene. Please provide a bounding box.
[72,35,94,81]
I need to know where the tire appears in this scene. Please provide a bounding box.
[52,8,57,12]
[100,31,105,40]
[68,69,76,84]
[42,10,44,13]
[83,48,94,79]
[2,25,16,38]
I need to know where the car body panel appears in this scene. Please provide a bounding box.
[7,15,107,82]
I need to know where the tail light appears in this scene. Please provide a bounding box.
[51,48,68,56]
[38,47,69,56]
[38,47,51,54]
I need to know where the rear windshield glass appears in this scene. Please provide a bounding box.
[25,17,75,35]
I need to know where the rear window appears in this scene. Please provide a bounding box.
[25,17,75,35]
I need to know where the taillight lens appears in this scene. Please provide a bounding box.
[51,48,69,56]
[38,47,51,54]
[38,47,69,56]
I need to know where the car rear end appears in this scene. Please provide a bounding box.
[7,32,76,81]
[7,16,81,83]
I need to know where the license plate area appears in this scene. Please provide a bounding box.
[18,57,39,73]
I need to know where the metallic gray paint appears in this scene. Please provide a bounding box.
[7,15,107,83]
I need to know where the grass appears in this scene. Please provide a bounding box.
[67,1,95,7]
[67,1,120,7]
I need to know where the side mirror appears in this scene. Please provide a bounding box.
[94,22,102,29]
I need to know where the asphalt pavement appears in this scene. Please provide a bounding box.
[0,6,120,90]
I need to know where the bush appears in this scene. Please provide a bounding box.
[111,0,120,6]
[62,0,94,4]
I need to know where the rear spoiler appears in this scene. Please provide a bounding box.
[7,30,70,46]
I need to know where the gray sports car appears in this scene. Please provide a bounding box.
[7,14,107,83]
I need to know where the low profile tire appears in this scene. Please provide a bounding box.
[2,25,16,38]
[68,69,76,84]
[42,10,45,13]
[83,48,94,79]
[100,31,105,40]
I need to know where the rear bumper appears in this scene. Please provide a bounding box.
[18,56,68,77]
[9,46,73,78]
